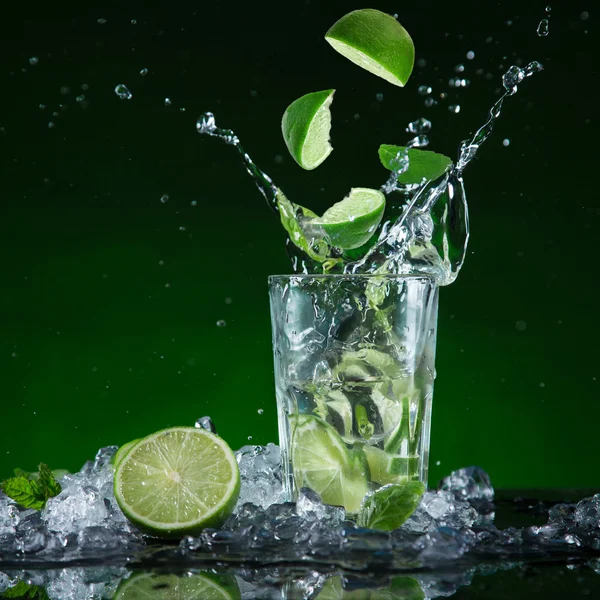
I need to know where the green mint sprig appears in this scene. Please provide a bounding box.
[1,463,62,510]
[357,480,425,531]
[0,580,51,600]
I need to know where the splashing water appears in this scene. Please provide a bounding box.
[197,61,542,284]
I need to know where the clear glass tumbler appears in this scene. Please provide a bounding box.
[269,274,438,516]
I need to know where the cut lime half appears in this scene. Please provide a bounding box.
[314,187,385,250]
[114,572,240,600]
[114,427,240,538]
[281,89,335,170]
[325,9,415,88]
[291,414,368,514]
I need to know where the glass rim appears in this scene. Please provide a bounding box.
[268,273,436,283]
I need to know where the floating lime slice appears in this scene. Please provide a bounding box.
[314,188,385,250]
[114,572,240,600]
[111,439,140,467]
[114,427,240,538]
[291,414,368,514]
[363,445,410,486]
[325,9,415,87]
[281,89,335,170]
[378,145,453,184]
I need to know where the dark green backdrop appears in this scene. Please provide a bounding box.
[0,0,596,488]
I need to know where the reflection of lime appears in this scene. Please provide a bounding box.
[114,572,240,600]
[111,439,140,467]
[315,575,370,600]
[325,9,414,87]
[315,574,424,600]
[281,89,335,170]
[314,188,385,250]
[114,427,240,537]
[291,414,368,514]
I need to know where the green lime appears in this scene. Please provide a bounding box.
[112,439,140,467]
[363,445,409,486]
[281,89,335,170]
[291,414,368,514]
[114,427,240,538]
[314,188,385,250]
[315,576,371,600]
[114,572,240,600]
[325,9,415,87]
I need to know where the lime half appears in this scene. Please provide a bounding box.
[314,187,385,250]
[325,9,414,88]
[114,427,240,538]
[114,572,240,600]
[281,89,335,170]
[291,414,368,514]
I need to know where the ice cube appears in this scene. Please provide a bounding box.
[439,466,494,502]
[574,494,600,530]
[234,444,286,510]
[296,488,344,527]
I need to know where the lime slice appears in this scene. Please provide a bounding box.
[325,9,415,87]
[114,427,240,538]
[114,572,240,600]
[314,188,385,250]
[364,446,410,486]
[291,414,368,514]
[112,439,140,467]
[315,576,371,600]
[281,89,335,170]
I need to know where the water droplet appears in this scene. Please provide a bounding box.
[466,51,475,60]
[537,19,549,36]
[39,104,46,109]
[81,83,90,91]
[545,5,552,12]
[178,225,186,231]
[191,200,198,206]
[160,194,169,203]
[376,92,384,101]
[140,68,148,76]
[407,117,432,134]
[257,408,264,415]
[581,11,589,20]
[114,84,132,100]
[247,436,253,441]
[539,382,546,388]
[417,85,432,96]
[60,86,71,95]
[274,154,283,164]
[97,18,107,25]
[197,112,216,134]
[29,56,39,66]
[164,97,172,106]
[448,104,461,113]
[503,138,510,146]
[48,121,55,128]
[416,58,427,68]
[424,97,437,107]
[436,460,441,466]
[11,352,18,358]
[455,64,465,73]
[216,319,227,327]
[225,297,232,304]
[131,19,138,24]
[195,416,216,432]
[515,320,527,331]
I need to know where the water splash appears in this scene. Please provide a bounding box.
[114,84,132,100]
[197,61,542,284]
[537,19,550,36]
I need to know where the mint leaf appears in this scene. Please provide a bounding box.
[357,481,425,531]
[1,580,51,600]
[0,477,45,510]
[389,577,425,600]
[378,145,452,185]
[1,463,62,510]
[38,463,61,498]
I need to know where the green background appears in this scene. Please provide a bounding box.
[0,0,596,488]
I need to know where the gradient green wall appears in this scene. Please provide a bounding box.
[0,0,596,488]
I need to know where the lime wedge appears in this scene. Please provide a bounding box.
[114,572,240,600]
[291,414,368,514]
[363,445,409,486]
[281,89,335,170]
[325,9,414,87]
[114,427,240,538]
[314,188,385,250]
[112,439,140,467]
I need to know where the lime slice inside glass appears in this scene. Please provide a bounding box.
[114,572,240,600]
[114,427,240,538]
[325,9,415,87]
[281,89,335,170]
[314,187,385,250]
[291,414,368,514]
